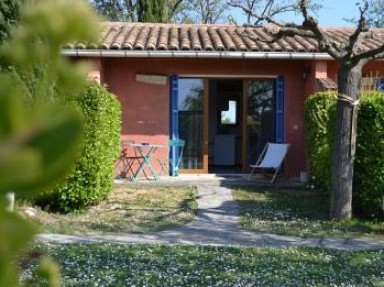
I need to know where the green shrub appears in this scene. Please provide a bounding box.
[354,94,384,218]
[304,92,336,191]
[36,83,121,212]
[305,92,384,219]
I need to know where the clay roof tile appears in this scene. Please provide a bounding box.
[66,22,384,54]
[146,25,160,50]
[199,27,213,50]
[134,26,150,50]
[190,27,202,50]
[169,26,179,50]
[157,26,169,50]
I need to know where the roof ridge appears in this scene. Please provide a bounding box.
[102,22,384,30]
[103,21,241,28]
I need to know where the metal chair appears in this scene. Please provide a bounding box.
[158,139,185,176]
[115,140,143,180]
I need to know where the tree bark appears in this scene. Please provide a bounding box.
[330,63,362,220]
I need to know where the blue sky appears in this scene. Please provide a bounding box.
[298,0,359,26]
[234,0,359,27]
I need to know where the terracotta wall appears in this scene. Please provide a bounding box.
[327,61,384,82]
[75,55,384,178]
[101,57,310,177]
[303,60,328,96]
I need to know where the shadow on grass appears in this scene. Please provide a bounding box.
[79,196,199,234]
[232,187,384,238]
[32,186,199,235]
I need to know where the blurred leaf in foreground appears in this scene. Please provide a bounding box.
[0,0,101,286]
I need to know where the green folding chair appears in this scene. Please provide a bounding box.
[158,139,185,176]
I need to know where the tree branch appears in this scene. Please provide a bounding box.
[170,0,184,18]
[369,52,384,60]
[353,42,384,62]
[298,0,344,59]
[230,2,287,27]
[234,0,384,64]
[259,0,274,19]
[234,0,344,59]
[344,1,369,60]
[260,26,316,43]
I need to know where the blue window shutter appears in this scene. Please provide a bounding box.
[379,78,384,92]
[170,75,179,140]
[169,75,179,176]
[276,76,285,144]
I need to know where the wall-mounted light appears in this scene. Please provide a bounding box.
[303,66,311,80]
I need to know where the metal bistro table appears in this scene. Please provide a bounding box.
[130,143,165,181]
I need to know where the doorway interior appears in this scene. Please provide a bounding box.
[208,79,243,174]
[176,77,278,174]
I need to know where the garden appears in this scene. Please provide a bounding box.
[305,91,384,220]
[2,0,384,286]
[230,91,384,240]
[21,185,197,235]
[21,243,384,286]
[233,187,384,239]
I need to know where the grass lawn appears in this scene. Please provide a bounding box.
[20,186,197,235]
[233,187,384,239]
[21,243,384,286]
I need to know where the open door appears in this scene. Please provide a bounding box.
[175,78,209,174]
[242,79,277,172]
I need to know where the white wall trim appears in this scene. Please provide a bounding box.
[61,49,334,60]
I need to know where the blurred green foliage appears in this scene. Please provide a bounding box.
[35,83,122,212]
[305,92,384,219]
[137,0,170,22]
[0,0,100,286]
[0,0,23,44]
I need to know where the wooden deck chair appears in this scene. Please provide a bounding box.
[248,143,290,183]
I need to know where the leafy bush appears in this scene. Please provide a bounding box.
[305,92,384,219]
[354,94,384,218]
[0,0,100,285]
[0,0,22,44]
[36,83,121,212]
[304,92,336,191]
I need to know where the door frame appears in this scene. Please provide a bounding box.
[242,80,249,173]
[242,78,280,172]
[177,76,281,174]
[179,79,209,174]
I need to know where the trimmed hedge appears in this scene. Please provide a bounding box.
[305,92,384,219]
[304,92,336,191]
[36,82,121,212]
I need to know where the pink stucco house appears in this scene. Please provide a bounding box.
[64,23,384,177]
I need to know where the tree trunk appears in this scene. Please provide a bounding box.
[330,64,362,220]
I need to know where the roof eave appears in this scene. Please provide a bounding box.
[61,49,334,60]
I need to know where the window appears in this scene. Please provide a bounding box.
[220,100,237,125]
[246,80,276,165]
[178,78,204,170]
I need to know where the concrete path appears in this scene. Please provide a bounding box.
[38,180,384,251]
